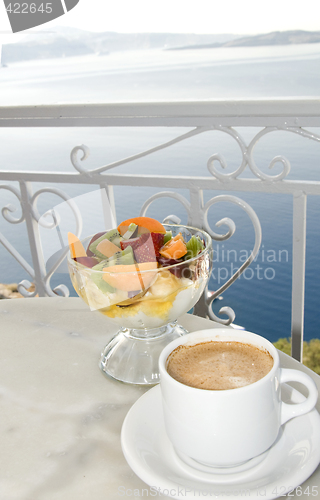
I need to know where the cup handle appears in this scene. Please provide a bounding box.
[280,368,318,425]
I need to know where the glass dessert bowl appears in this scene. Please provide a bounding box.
[67,219,212,385]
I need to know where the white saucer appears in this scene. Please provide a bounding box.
[121,384,320,499]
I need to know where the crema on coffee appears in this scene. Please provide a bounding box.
[166,341,274,390]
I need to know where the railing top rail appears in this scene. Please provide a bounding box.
[1,172,320,196]
[1,99,320,127]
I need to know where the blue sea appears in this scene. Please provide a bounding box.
[0,43,319,343]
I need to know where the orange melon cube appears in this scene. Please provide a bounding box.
[172,232,184,242]
[68,232,87,259]
[102,262,158,291]
[159,238,187,260]
[96,239,120,258]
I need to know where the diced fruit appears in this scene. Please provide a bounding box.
[118,216,166,235]
[102,262,158,291]
[68,232,87,259]
[184,235,205,259]
[163,231,172,245]
[89,229,122,259]
[105,246,135,267]
[134,234,157,263]
[69,216,205,308]
[86,232,106,256]
[157,256,182,267]
[95,279,117,294]
[91,260,117,293]
[150,233,165,257]
[121,232,165,262]
[74,256,99,268]
[120,233,154,263]
[172,232,184,242]
[120,236,139,252]
[122,223,138,240]
[92,250,135,293]
[119,225,149,237]
[157,256,190,278]
[90,246,135,293]
[96,239,121,259]
[121,234,146,257]
[159,237,187,260]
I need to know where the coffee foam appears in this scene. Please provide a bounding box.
[166,341,274,390]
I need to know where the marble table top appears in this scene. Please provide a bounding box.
[0,297,319,500]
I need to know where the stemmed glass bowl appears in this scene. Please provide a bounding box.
[67,224,212,385]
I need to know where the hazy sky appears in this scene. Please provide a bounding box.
[0,0,319,45]
[57,0,320,35]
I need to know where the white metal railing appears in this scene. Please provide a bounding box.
[1,99,320,361]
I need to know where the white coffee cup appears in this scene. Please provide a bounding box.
[159,328,318,468]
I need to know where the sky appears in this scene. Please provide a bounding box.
[57,0,320,35]
[0,0,319,46]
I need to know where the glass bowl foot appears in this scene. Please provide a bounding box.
[99,322,188,385]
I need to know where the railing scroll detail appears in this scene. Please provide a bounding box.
[0,182,82,298]
[140,190,262,326]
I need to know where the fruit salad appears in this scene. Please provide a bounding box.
[67,217,211,329]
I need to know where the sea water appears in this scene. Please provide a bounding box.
[0,43,319,343]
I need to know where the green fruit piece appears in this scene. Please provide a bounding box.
[89,229,122,259]
[92,272,116,293]
[122,223,138,240]
[91,261,116,293]
[106,246,135,267]
[163,231,172,245]
[184,235,204,260]
[91,246,135,294]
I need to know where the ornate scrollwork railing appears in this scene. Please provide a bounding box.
[0,181,82,297]
[70,125,320,182]
[1,100,320,360]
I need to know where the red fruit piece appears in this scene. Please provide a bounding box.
[86,232,106,257]
[120,236,140,252]
[121,233,157,263]
[157,256,192,279]
[73,256,99,268]
[150,232,165,257]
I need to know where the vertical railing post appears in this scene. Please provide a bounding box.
[100,184,117,227]
[188,187,204,228]
[189,187,210,318]
[20,181,47,297]
[291,190,307,361]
